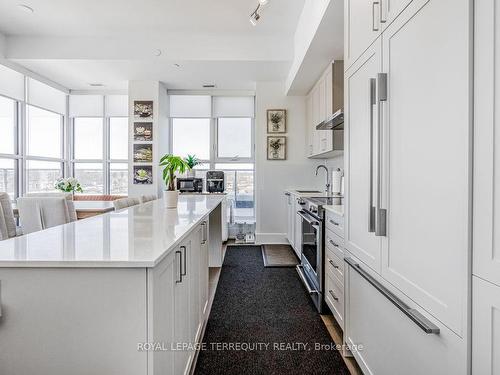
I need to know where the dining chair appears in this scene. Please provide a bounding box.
[26,192,77,222]
[113,197,140,210]
[140,194,157,204]
[17,197,71,235]
[0,192,17,240]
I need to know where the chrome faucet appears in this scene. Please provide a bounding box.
[315,165,331,196]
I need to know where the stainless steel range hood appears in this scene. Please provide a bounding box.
[316,60,344,130]
[316,109,344,130]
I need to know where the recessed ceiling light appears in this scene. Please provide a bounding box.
[18,4,34,13]
[202,84,216,88]
[154,49,162,57]
[89,83,105,87]
[173,63,181,68]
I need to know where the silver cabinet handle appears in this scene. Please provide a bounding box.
[375,73,387,236]
[372,2,380,31]
[328,259,340,269]
[344,257,440,334]
[175,250,182,283]
[328,239,339,248]
[180,246,187,276]
[296,265,318,294]
[329,290,339,301]
[329,219,339,226]
[201,221,207,244]
[368,78,376,233]
[380,0,387,23]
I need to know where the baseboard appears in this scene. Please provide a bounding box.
[255,233,288,244]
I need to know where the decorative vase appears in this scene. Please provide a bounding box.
[163,190,179,208]
[187,169,196,178]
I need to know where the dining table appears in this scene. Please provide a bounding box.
[12,200,115,220]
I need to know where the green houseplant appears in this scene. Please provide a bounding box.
[184,154,199,177]
[159,154,190,208]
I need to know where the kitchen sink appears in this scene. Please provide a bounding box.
[295,190,321,193]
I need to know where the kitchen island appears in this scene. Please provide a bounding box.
[0,195,225,375]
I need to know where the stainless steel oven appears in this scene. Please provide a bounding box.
[296,205,325,312]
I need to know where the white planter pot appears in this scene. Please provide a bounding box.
[163,190,179,208]
[186,170,195,178]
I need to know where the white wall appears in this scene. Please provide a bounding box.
[255,81,343,243]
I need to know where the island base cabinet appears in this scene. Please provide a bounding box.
[472,276,500,375]
[0,268,148,375]
[149,221,210,375]
[344,258,467,375]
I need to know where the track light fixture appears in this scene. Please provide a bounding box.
[249,0,269,26]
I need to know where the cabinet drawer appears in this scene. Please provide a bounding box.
[325,246,344,286]
[325,229,344,259]
[325,210,344,237]
[325,273,344,329]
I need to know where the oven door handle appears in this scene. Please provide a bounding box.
[296,265,319,294]
[298,210,320,226]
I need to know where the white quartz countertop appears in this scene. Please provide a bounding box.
[323,204,344,217]
[0,195,224,268]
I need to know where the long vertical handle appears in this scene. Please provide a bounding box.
[180,245,187,276]
[175,250,182,283]
[375,73,387,237]
[368,78,376,233]
[372,2,380,31]
[380,0,387,23]
[201,221,207,244]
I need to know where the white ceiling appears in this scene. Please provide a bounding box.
[0,0,343,92]
[0,0,303,37]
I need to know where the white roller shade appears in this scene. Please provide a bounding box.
[169,95,211,118]
[213,96,255,118]
[69,95,103,117]
[0,64,25,101]
[105,95,128,117]
[27,78,67,114]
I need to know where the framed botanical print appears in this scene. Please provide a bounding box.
[267,109,286,133]
[267,136,286,160]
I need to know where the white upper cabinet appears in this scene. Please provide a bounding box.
[306,95,314,156]
[474,0,500,288]
[345,0,382,69]
[379,0,470,335]
[345,39,383,273]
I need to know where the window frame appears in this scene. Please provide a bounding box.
[71,115,129,195]
[168,102,256,222]
[23,102,67,196]
[0,95,21,199]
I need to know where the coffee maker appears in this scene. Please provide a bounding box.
[206,171,225,193]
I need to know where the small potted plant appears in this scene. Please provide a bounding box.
[184,154,199,177]
[159,154,190,208]
[55,177,83,198]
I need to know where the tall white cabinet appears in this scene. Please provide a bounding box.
[473,0,500,373]
[344,0,471,373]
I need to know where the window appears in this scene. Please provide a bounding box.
[72,115,128,195]
[172,118,211,160]
[74,118,103,159]
[109,118,128,160]
[217,118,252,158]
[0,96,16,155]
[215,163,254,221]
[110,163,128,195]
[26,160,62,193]
[74,162,103,194]
[26,105,63,159]
[0,158,16,199]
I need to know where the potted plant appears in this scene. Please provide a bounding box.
[55,177,83,198]
[184,154,199,177]
[159,154,190,208]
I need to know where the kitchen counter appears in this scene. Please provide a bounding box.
[323,204,344,217]
[0,195,225,268]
